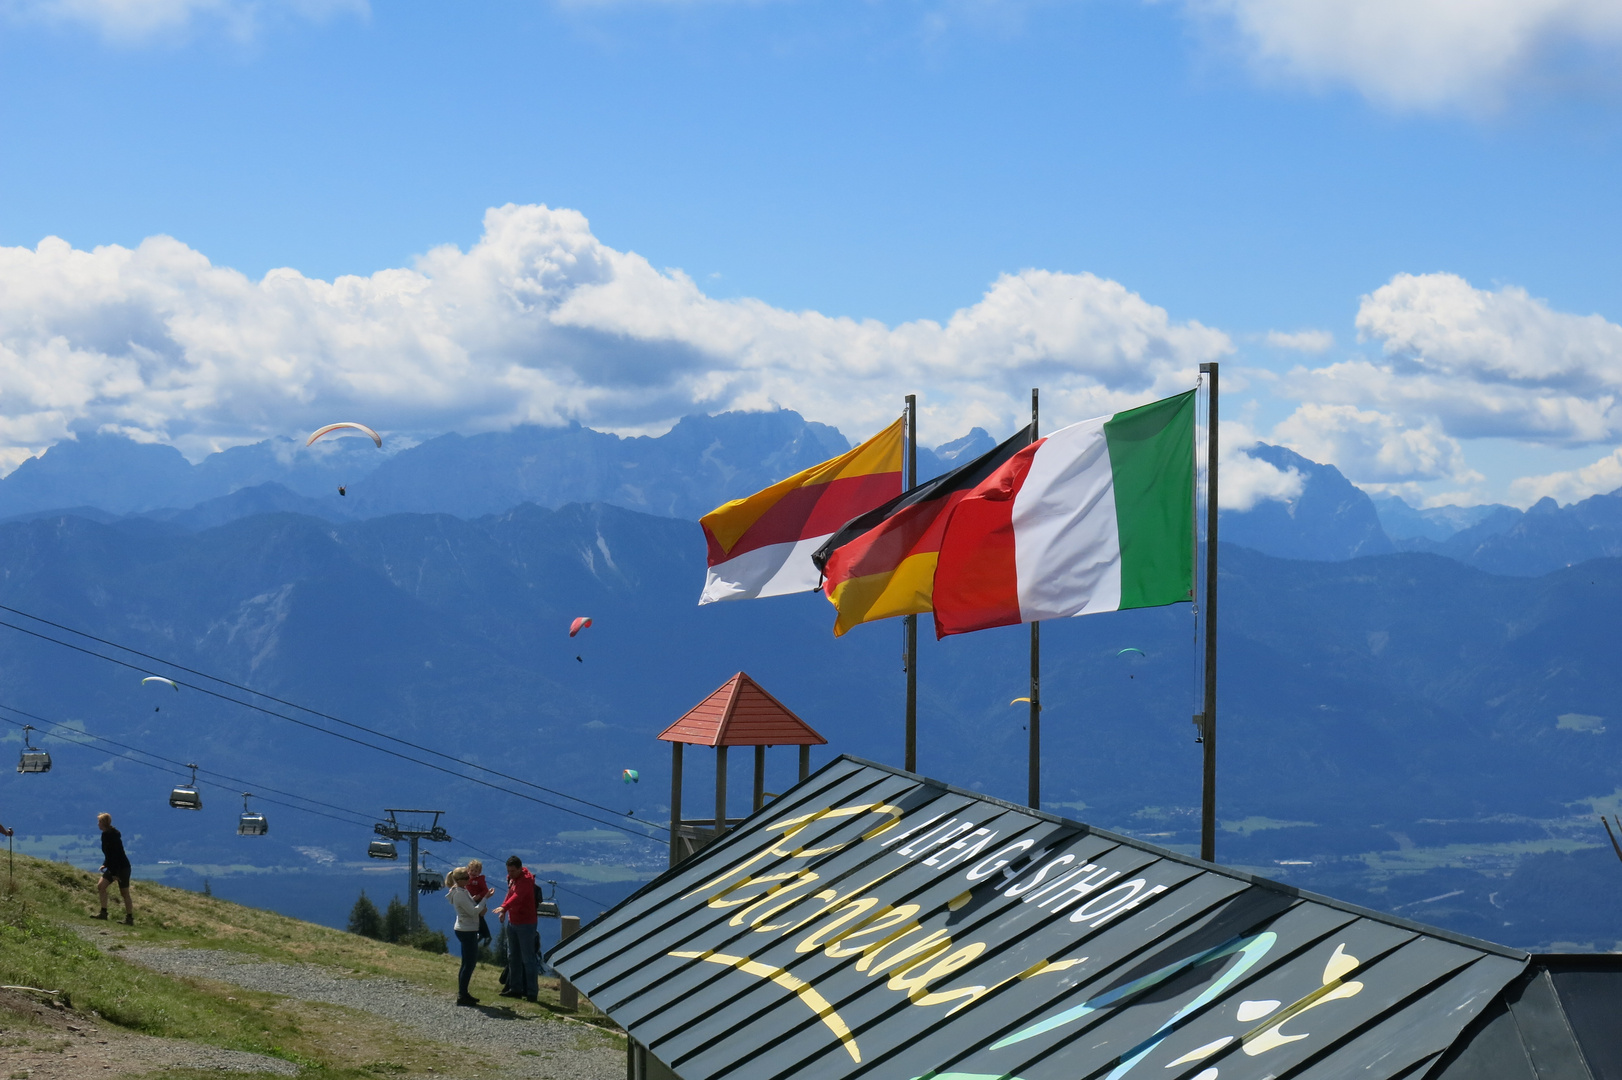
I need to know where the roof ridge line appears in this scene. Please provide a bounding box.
[712,671,745,747]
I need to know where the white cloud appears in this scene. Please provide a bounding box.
[1509,448,1622,505]
[1280,272,1622,446]
[1272,402,1478,486]
[1183,0,1622,110]
[1265,329,1333,353]
[0,204,1230,466]
[3,0,364,41]
[1218,420,1306,510]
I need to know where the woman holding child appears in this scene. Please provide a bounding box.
[444,866,488,1006]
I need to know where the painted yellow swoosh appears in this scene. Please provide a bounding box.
[670,949,862,1063]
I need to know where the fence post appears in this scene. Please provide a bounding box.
[558,915,581,1011]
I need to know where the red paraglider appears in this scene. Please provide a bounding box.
[569,617,592,638]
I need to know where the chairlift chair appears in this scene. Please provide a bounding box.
[416,853,443,894]
[169,764,203,810]
[236,792,268,836]
[537,879,560,919]
[368,838,398,860]
[16,725,50,774]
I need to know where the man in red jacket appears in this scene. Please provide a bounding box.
[494,855,539,1001]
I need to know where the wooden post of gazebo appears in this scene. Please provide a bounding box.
[659,672,828,868]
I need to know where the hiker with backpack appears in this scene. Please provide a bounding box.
[493,855,540,1002]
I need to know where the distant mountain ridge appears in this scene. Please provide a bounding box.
[0,501,1618,948]
[0,413,971,529]
[12,420,1622,579]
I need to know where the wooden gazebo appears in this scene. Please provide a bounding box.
[658,672,827,867]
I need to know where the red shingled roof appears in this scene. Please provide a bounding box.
[657,672,827,747]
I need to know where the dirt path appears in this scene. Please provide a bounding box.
[120,947,626,1080]
[0,987,298,1078]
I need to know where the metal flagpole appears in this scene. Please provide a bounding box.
[1198,362,1219,862]
[904,395,919,773]
[1028,388,1041,810]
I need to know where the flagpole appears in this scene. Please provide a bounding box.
[904,394,918,773]
[1198,362,1219,862]
[1028,388,1041,810]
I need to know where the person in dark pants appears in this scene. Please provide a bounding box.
[493,855,539,1002]
[445,867,487,1006]
[94,812,134,925]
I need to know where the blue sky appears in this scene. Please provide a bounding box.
[2,0,1621,508]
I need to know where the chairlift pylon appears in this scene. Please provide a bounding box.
[236,792,268,836]
[16,725,50,774]
[169,764,202,810]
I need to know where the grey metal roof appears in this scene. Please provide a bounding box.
[552,756,1529,1080]
[1429,954,1622,1079]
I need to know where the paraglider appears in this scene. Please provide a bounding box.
[143,675,179,711]
[1117,648,1146,657]
[622,769,639,784]
[307,423,382,498]
[306,422,382,448]
[569,617,592,637]
[1010,697,1031,705]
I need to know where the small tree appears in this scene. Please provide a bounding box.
[348,890,382,939]
[404,929,448,954]
[381,895,411,943]
[492,924,508,968]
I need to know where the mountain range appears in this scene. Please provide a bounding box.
[0,414,1619,950]
[11,417,1622,579]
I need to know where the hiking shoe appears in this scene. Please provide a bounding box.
[455,995,479,1007]
[92,911,108,920]
[524,995,538,1003]
[498,990,522,999]
[123,914,135,926]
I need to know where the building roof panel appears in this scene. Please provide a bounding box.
[657,673,828,747]
[552,757,1528,1080]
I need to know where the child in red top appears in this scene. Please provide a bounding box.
[466,859,493,945]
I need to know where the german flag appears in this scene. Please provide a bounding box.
[699,417,904,604]
[813,425,1033,635]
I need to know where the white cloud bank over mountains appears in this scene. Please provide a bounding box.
[1270,272,1622,503]
[0,202,1226,464]
[6,203,1622,510]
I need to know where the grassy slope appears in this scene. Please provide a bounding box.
[0,852,619,1078]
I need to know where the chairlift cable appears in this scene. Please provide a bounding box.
[0,606,660,838]
[0,712,376,830]
[0,618,663,843]
[2,711,638,869]
[0,703,376,828]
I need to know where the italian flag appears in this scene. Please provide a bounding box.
[932,390,1196,637]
